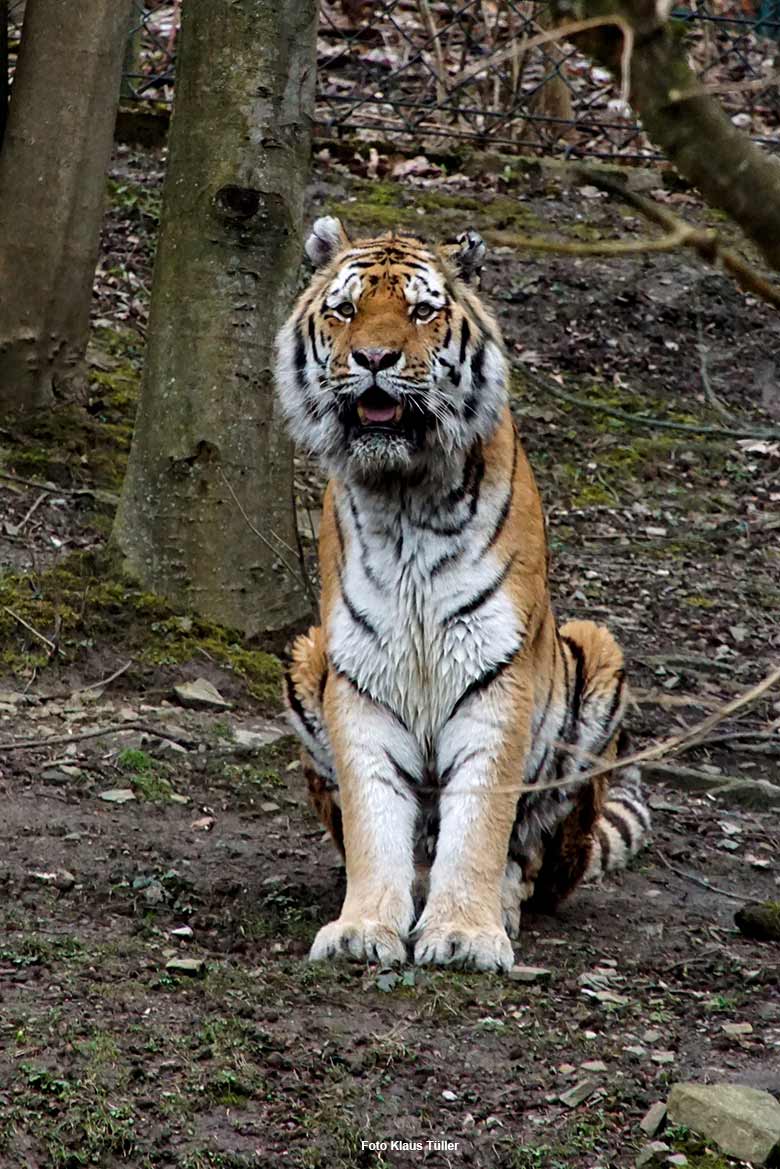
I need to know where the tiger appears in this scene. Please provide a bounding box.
[274,217,650,972]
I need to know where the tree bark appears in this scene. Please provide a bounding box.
[0,0,131,416]
[113,0,317,636]
[1,2,8,150]
[552,0,780,272]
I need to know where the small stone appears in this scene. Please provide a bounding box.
[165,957,206,977]
[667,1082,780,1165]
[640,1101,667,1137]
[260,801,281,813]
[559,1079,599,1108]
[143,881,165,906]
[581,1060,608,1073]
[98,788,136,804]
[635,1142,669,1168]
[484,1115,502,1130]
[584,1030,598,1040]
[721,1022,753,1037]
[29,869,75,891]
[651,1051,675,1065]
[461,1113,476,1132]
[643,1029,662,1044]
[666,1156,687,1166]
[558,1063,576,1075]
[508,965,552,983]
[624,1046,646,1059]
[233,724,286,751]
[0,690,21,705]
[170,926,193,939]
[173,678,231,710]
[169,793,189,805]
[441,1089,458,1102]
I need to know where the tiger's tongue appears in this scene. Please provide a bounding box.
[362,405,397,423]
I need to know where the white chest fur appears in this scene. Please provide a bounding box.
[326,474,522,748]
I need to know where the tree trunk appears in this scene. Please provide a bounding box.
[1,2,8,149]
[0,0,131,416]
[112,0,317,637]
[552,0,780,273]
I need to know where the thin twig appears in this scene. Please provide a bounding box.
[216,467,317,608]
[78,659,134,694]
[516,363,780,441]
[0,470,116,499]
[6,492,47,537]
[696,315,733,424]
[576,168,780,313]
[2,607,58,655]
[0,720,198,753]
[437,662,780,799]
[417,0,448,108]
[451,15,634,107]
[654,849,745,902]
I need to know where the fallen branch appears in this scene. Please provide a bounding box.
[0,720,198,752]
[575,168,780,313]
[2,606,59,656]
[439,661,780,799]
[515,363,780,442]
[654,849,745,902]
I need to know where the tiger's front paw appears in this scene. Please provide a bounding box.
[413,920,514,972]
[309,918,408,966]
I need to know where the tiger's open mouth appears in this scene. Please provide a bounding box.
[355,387,404,427]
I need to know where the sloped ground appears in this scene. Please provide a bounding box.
[0,148,778,1169]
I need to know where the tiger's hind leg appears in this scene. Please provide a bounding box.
[284,626,343,858]
[523,620,650,912]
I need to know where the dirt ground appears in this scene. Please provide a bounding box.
[0,144,779,1169]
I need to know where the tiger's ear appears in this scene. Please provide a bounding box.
[305,216,350,268]
[443,229,487,284]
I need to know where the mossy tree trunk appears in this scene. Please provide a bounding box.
[0,0,131,416]
[552,0,780,272]
[113,0,317,636]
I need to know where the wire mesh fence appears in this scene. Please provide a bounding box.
[5,0,780,161]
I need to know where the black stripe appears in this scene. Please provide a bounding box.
[449,644,521,719]
[333,501,345,560]
[602,670,627,736]
[560,635,586,737]
[339,570,381,642]
[603,806,634,849]
[609,793,650,831]
[385,750,420,787]
[307,314,323,366]
[597,825,611,870]
[430,547,463,579]
[459,317,471,364]
[333,668,410,732]
[442,324,452,349]
[284,672,318,739]
[446,553,516,623]
[414,449,485,537]
[345,490,383,591]
[528,744,552,785]
[318,668,328,703]
[485,436,519,552]
[294,325,307,386]
[439,747,486,786]
[470,341,486,389]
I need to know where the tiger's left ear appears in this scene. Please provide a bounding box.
[443,229,487,284]
[305,216,351,268]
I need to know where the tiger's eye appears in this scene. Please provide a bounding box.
[413,302,435,321]
[336,302,355,319]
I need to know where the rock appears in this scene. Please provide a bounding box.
[260,801,281,814]
[721,1022,753,1037]
[165,957,206,978]
[233,724,287,752]
[559,1079,599,1108]
[640,1102,667,1137]
[29,869,75,891]
[636,1141,669,1167]
[441,1089,457,1102]
[173,678,231,711]
[667,1082,780,1165]
[98,788,136,804]
[643,1029,663,1044]
[666,1155,687,1166]
[581,1060,608,1073]
[652,1051,676,1065]
[509,965,552,983]
[735,901,780,943]
[0,690,22,705]
[170,926,193,939]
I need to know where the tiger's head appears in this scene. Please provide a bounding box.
[274,218,508,482]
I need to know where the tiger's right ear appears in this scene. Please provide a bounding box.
[305,216,350,268]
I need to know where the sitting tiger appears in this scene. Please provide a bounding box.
[274,217,650,972]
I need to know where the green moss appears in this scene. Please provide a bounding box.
[0,550,283,709]
[2,325,141,490]
[573,484,613,507]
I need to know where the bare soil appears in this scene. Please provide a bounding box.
[0,147,778,1169]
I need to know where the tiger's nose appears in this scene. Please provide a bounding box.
[352,348,401,372]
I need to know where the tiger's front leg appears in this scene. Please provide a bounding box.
[308,674,422,966]
[413,669,532,972]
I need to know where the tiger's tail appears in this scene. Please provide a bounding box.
[583,750,651,881]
